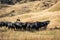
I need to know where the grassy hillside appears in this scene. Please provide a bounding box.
[0,0,58,18]
[45,1,60,12]
[0,11,60,28]
[0,0,60,40]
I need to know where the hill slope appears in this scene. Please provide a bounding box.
[0,11,60,28]
[0,1,58,18]
[0,0,60,40]
[45,1,60,12]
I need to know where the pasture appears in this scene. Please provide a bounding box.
[0,27,60,40]
[0,0,60,40]
[0,10,60,40]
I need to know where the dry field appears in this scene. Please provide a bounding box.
[0,1,60,40]
[0,29,60,40]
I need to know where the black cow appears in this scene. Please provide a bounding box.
[26,22,32,31]
[13,22,23,30]
[22,22,28,30]
[6,22,15,30]
[29,22,37,31]
[0,0,17,5]
[0,22,4,27]
[35,20,50,30]
[0,22,7,28]
[29,20,50,31]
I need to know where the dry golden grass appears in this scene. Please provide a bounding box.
[0,11,60,28]
[0,10,60,40]
[44,1,60,12]
[0,1,56,17]
[0,28,60,40]
[0,1,60,40]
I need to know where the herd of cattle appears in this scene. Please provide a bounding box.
[0,20,50,31]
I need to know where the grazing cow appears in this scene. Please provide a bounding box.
[29,20,50,31]
[0,22,4,27]
[29,22,37,31]
[13,22,23,30]
[22,22,34,31]
[22,22,28,30]
[26,22,32,31]
[3,22,10,27]
[36,20,50,30]
[0,0,17,5]
[32,22,39,31]
[0,22,7,28]
[6,22,15,30]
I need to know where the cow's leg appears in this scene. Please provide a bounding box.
[20,27,23,31]
[15,26,18,30]
[23,26,26,31]
[43,26,47,30]
[14,27,16,31]
[8,26,12,30]
[35,27,39,31]
[26,23,30,31]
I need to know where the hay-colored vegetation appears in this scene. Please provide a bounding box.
[45,1,60,12]
[0,0,57,17]
[0,0,60,40]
